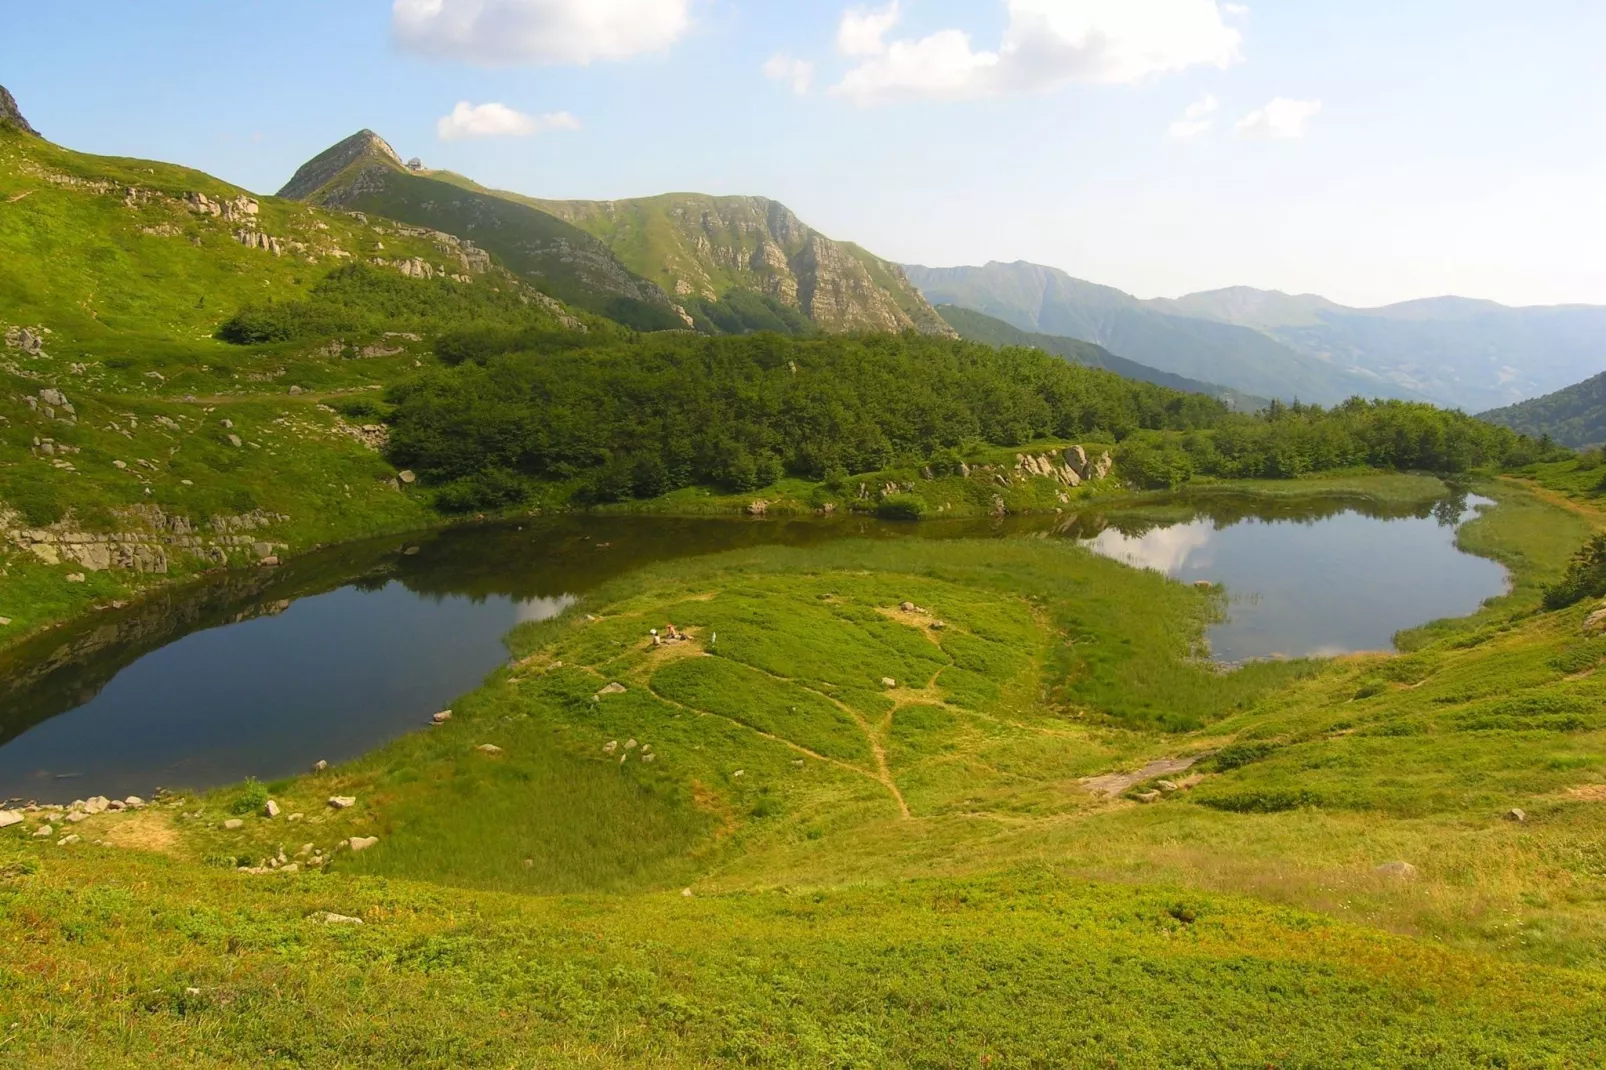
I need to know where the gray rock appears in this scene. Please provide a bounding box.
[348,836,379,852]
[397,470,417,485]
[124,796,145,809]
[1374,861,1419,879]
[0,84,40,136]
[227,434,243,448]
[33,824,53,838]
[900,601,916,612]
[431,710,453,724]
[309,911,364,925]
[597,682,627,696]
[1134,791,1163,804]
[311,760,329,773]
[57,834,81,846]
[264,800,281,818]
[0,811,22,829]
[1505,808,1527,823]
[223,818,244,830]
[881,677,897,689]
[82,796,110,815]
[475,744,503,755]
[328,796,356,810]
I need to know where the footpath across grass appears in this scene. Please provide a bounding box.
[5,483,1606,1064]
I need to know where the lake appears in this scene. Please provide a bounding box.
[0,493,1507,803]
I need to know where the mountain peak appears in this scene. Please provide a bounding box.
[278,129,403,201]
[0,84,40,137]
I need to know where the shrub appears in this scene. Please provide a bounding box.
[1542,534,1606,610]
[876,494,927,521]
[229,779,269,816]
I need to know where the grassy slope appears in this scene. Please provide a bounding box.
[1482,371,1606,448]
[0,126,600,641]
[6,481,1606,1064]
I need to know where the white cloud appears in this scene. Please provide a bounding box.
[1168,93,1219,138]
[436,102,582,140]
[832,0,1243,105]
[393,0,690,66]
[763,53,816,95]
[1235,97,1321,139]
[837,2,902,56]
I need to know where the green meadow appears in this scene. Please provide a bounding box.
[5,476,1606,1066]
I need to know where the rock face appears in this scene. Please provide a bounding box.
[527,194,956,336]
[277,130,403,201]
[0,84,39,137]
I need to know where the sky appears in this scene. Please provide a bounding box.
[5,0,1604,308]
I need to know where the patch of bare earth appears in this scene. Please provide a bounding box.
[103,811,180,855]
[1567,784,1606,802]
[1080,757,1204,798]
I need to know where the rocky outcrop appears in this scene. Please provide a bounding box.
[533,193,956,337]
[3,505,289,573]
[0,84,39,137]
[277,130,403,201]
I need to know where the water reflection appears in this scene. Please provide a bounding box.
[0,496,1508,801]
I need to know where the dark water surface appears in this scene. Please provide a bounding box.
[0,495,1507,802]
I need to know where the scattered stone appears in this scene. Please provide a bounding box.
[643,753,656,763]
[475,744,503,755]
[223,818,244,830]
[432,710,453,724]
[58,834,80,846]
[597,682,627,696]
[309,911,364,925]
[297,843,314,857]
[522,858,535,869]
[900,601,916,612]
[1374,861,1419,879]
[397,470,417,485]
[66,573,85,583]
[881,677,897,689]
[0,811,22,829]
[227,434,243,448]
[1134,791,1163,804]
[328,796,356,810]
[288,385,303,396]
[1155,780,1180,793]
[732,770,745,779]
[0,618,10,627]
[746,500,768,516]
[34,825,53,838]
[603,741,619,754]
[929,620,947,631]
[287,813,304,823]
[264,800,281,818]
[682,888,693,898]
[311,760,329,773]
[625,739,638,751]
[280,863,300,874]
[124,796,145,809]
[1584,603,1606,635]
[1193,580,1214,590]
[83,797,110,817]
[348,836,379,852]
[1505,808,1528,823]
[66,812,88,824]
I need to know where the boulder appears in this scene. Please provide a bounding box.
[746,500,768,516]
[348,836,379,853]
[1584,603,1606,635]
[881,677,897,689]
[1505,808,1527,823]
[475,744,504,755]
[1374,861,1418,879]
[0,811,22,829]
[57,834,81,846]
[124,796,145,809]
[431,710,453,724]
[1134,791,1163,804]
[287,813,304,823]
[397,470,417,485]
[82,796,110,815]
[597,682,627,697]
[223,819,244,830]
[309,911,364,925]
[328,796,356,810]
[33,825,53,838]
[311,760,328,773]
[900,601,916,612]
[603,741,619,754]
[264,800,281,818]
[1064,446,1089,477]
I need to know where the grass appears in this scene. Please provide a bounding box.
[8,482,1606,1063]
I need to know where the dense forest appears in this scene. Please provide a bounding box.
[1481,370,1606,449]
[382,330,1537,510]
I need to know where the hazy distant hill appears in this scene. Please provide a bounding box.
[1144,287,1606,413]
[906,262,1401,406]
[909,263,1606,412]
[935,306,1266,410]
[1481,371,1606,448]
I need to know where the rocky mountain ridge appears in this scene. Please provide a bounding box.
[0,84,38,137]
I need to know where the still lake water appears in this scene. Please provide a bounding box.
[0,495,1507,802]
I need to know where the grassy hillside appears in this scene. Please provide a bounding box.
[1482,370,1606,448]
[6,482,1606,1064]
[277,132,686,331]
[937,304,1268,410]
[0,122,598,641]
[906,261,1403,405]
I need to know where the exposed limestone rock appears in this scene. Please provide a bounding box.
[5,325,49,356]
[277,130,404,201]
[0,84,39,136]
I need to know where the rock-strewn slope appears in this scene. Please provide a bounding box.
[0,84,39,137]
[528,193,955,336]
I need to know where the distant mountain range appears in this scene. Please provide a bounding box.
[1480,372,1606,448]
[279,131,953,338]
[906,261,1606,411]
[934,306,1266,411]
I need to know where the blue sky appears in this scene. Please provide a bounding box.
[6,0,1604,307]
